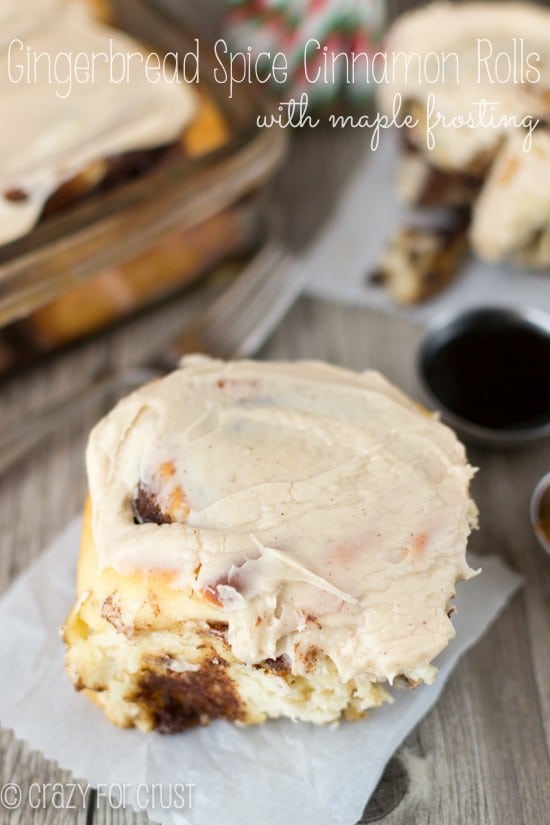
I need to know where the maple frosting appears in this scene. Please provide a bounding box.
[86,356,478,686]
[379,2,550,171]
[0,0,195,245]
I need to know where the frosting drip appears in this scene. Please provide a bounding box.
[0,0,195,245]
[87,356,478,684]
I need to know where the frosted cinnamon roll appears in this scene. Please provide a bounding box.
[64,356,478,732]
[0,0,206,246]
[376,2,550,297]
[471,128,550,266]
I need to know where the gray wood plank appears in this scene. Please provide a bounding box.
[266,301,550,825]
[0,729,89,825]
[2,298,550,825]
[1,77,549,825]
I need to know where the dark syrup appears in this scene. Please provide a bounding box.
[423,315,550,430]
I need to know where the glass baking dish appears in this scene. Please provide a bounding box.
[0,0,286,367]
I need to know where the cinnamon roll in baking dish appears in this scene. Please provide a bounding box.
[0,0,234,357]
[64,357,478,732]
[1,0,197,246]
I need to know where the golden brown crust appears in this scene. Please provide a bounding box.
[1,2,233,362]
[181,90,230,158]
[79,0,113,23]
[63,498,390,731]
[23,207,241,348]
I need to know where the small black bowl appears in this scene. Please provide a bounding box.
[417,306,550,447]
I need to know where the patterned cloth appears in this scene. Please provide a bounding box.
[226,0,386,104]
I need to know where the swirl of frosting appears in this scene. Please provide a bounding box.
[87,355,478,685]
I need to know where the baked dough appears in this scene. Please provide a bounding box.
[64,356,478,732]
[377,2,550,285]
[0,0,197,246]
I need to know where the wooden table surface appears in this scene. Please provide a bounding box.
[1,125,549,825]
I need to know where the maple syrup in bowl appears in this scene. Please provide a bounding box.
[418,307,550,446]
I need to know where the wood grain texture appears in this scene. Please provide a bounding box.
[1,298,549,825]
[1,35,550,825]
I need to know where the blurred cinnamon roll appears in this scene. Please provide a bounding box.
[376,2,550,303]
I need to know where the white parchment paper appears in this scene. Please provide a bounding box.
[0,518,521,825]
[304,130,550,322]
